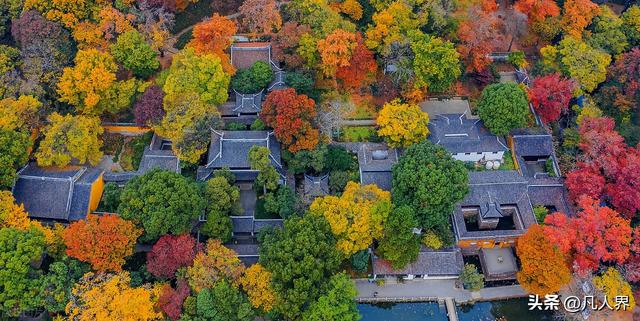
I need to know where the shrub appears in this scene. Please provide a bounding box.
[533,205,549,224]
[460,263,484,291]
[422,230,443,250]
[231,61,274,93]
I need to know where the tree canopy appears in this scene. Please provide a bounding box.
[259,215,342,319]
[35,113,103,167]
[376,99,430,148]
[63,214,141,273]
[477,83,530,135]
[261,88,319,153]
[516,224,571,296]
[118,169,205,242]
[392,141,468,243]
[310,181,391,256]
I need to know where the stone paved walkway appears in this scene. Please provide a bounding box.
[355,279,526,303]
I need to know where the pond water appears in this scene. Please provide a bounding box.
[357,299,557,321]
[358,302,449,321]
[456,299,556,321]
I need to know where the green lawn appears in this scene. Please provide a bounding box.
[339,126,380,142]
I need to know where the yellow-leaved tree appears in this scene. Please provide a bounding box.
[309,181,391,256]
[0,191,67,257]
[66,272,163,321]
[0,95,42,132]
[57,49,139,115]
[36,113,103,167]
[186,239,245,293]
[593,268,636,311]
[376,99,430,148]
[239,263,276,313]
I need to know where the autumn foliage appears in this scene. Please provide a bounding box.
[146,234,197,279]
[528,73,575,123]
[376,99,430,148]
[188,14,237,74]
[544,197,632,274]
[561,0,600,39]
[516,225,571,295]
[261,88,319,153]
[565,117,640,218]
[317,29,357,77]
[157,280,190,321]
[63,214,141,272]
[336,33,377,92]
[186,239,245,292]
[239,263,276,312]
[514,0,560,22]
[239,0,282,36]
[456,5,504,72]
[66,272,162,321]
[310,181,391,256]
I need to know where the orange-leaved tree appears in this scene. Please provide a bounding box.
[238,0,282,36]
[336,33,377,93]
[63,214,142,272]
[260,88,319,153]
[66,272,163,321]
[239,263,276,312]
[186,239,245,292]
[188,14,237,75]
[561,0,600,39]
[513,0,560,22]
[516,224,571,296]
[316,29,357,77]
[544,197,633,274]
[456,5,504,72]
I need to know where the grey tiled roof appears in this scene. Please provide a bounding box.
[231,216,255,234]
[357,143,397,191]
[12,163,103,221]
[304,174,329,197]
[232,90,263,114]
[428,114,508,154]
[268,70,286,91]
[230,216,283,234]
[254,219,283,233]
[527,184,571,216]
[452,171,537,241]
[373,248,464,276]
[205,130,282,170]
[512,133,553,157]
[360,172,392,191]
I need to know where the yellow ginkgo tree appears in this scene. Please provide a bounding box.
[376,99,430,148]
[309,181,391,256]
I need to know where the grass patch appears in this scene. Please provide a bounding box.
[339,126,380,142]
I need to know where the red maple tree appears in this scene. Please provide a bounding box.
[157,279,190,321]
[544,197,633,274]
[528,73,575,124]
[565,117,640,218]
[146,234,197,279]
[565,163,605,202]
[260,88,319,153]
[336,33,377,93]
[63,214,141,272]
